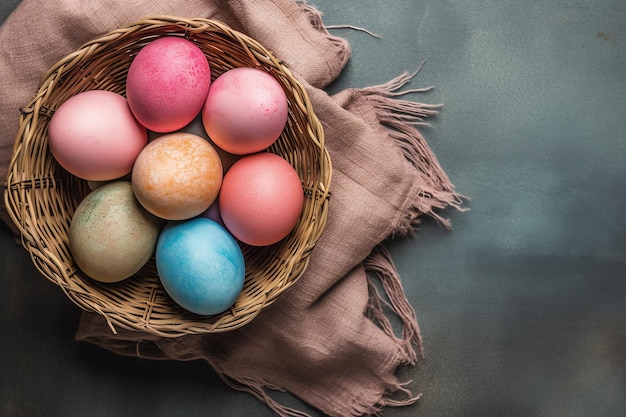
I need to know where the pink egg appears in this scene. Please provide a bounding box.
[132,132,223,220]
[219,152,304,246]
[126,37,211,133]
[48,90,147,181]
[202,67,288,155]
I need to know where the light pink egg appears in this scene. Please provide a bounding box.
[219,152,304,246]
[126,37,211,133]
[48,90,147,181]
[202,67,288,155]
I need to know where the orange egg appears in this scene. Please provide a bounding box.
[132,132,223,220]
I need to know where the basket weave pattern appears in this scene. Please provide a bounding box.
[4,16,331,336]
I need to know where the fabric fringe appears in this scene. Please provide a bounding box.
[364,246,424,362]
[348,377,423,417]
[218,369,421,417]
[298,0,381,39]
[217,373,312,417]
[348,384,420,417]
[325,24,382,39]
[297,1,352,64]
[359,246,425,416]
[356,69,468,413]
[359,66,467,232]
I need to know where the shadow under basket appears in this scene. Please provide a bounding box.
[4,16,332,337]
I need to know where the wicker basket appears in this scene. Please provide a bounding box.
[4,16,331,336]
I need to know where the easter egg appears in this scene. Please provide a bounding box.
[156,217,245,315]
[69,181,164,283]
[219,152,304,246]
[202,67,288,155]
[48,90,148,181]
[132,132,223,220]
[126,37,211,132]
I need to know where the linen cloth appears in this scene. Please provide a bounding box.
[0,0,463,415]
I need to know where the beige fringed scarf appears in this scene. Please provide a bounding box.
[0,1,463,415]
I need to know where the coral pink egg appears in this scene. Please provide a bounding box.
[219,152,304,246]
[126,37,211,133]
[132,132,223,220]
[47,90,147,181]
[202,67,288,155]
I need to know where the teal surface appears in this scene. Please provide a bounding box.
[2,1,625,416]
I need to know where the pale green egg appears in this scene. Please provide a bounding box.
[69,181,164,283]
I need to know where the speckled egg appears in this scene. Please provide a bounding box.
[126,37,211,133]
[69,181,164,283]
[132,132,223,220]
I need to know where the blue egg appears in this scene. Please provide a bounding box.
[155,217,245,315]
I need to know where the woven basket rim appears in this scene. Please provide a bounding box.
[4,16,332,337]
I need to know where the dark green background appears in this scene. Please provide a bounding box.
[2,1,625,416]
